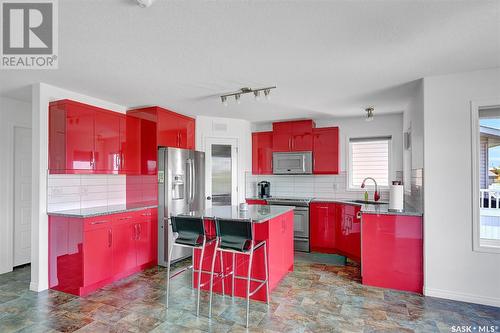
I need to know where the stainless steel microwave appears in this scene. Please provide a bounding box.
[273,151,313,175]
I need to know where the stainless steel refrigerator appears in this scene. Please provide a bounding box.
[157,147,205,266]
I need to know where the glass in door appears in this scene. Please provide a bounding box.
[211,144,232,206]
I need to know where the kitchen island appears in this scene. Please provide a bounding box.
[178,205,295,302]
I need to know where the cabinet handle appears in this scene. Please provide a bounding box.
[138,224,142,239]
[90,152,94,168]
[134,224,139,240]
[119,216,132,220]
[108,229,112,247]
[90,220,109,225]
[141,213,152,217]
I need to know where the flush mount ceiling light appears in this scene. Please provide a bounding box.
[136,0,154,8]
[365,106,374,122]
[220,86,276,106]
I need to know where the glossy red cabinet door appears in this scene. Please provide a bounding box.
[272,120,314,152]
[136,220,153,266]
[362,214,423,293]
[65,105,95,171]
[49,104,67,172]
[252,132,273,174]
[290,120,314,151]
[83,227,113,286]
[178,116,195,149]
[313,127,339,174]
[310,202,336,253]
[112,219,137,275]
[157,109,180,147]
[272,122,293,152]
[121,116,141,174]
[94,111,120,173]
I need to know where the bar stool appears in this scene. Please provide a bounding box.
[166,216,224,316]
[208,218,270,328]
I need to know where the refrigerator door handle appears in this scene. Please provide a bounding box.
[190,158,196,202]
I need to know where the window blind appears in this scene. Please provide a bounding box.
[349,137,390,187]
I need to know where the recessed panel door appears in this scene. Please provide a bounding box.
[14,127,32,266]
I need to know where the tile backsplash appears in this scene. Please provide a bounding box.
[245,171,391,201]
[405,168,424,212]
[47,174,126,212]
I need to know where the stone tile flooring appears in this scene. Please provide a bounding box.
[0,259,499,332]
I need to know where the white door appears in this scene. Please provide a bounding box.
[14,127,32,266]
[205,138,238,209]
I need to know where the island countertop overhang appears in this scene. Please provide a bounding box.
[178,205,295,223]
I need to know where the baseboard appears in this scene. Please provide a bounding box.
[424,287,500,308]
[29,281,48,292]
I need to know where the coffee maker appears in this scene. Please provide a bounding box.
[257,181,271,198]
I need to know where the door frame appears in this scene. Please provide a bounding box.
[204,137,238,208]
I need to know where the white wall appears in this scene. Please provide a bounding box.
[423,68,500,307]
[0,97,32,274]
[31,83,127,292]
[195,115,252,204]
[253,113,404,179]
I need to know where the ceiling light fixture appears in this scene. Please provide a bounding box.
[365,107,374,122]
[219,86,276,105]
[136,0,154,8]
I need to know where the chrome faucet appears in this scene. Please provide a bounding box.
[361,177,380,202]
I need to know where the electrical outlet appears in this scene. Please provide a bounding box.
[332,183,339,190]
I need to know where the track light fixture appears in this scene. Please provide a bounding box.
[220,86,276,105]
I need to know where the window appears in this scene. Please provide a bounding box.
[472,104,500,252]
[348,137,391,189]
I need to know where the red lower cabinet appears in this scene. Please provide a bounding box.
[310,202,360,262]
[310,202,336,253]
[83,224,113,286]
[49,208,157,296]
[361,214,423,293]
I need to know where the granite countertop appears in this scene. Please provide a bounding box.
[47,202,158,218]
[178,205,295,223]
[311,198,423,217]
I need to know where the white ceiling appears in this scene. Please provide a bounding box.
[1,0,499,122]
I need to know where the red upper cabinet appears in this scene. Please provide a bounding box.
[64,103,95,172]
[49,100,135,175]
[272,120,314,152]
[252,132,273,175]
[94,111,121,173]
[120,116,141,174]
[178,116,195,150]
[130,106,195,150]
[313,127,339,174]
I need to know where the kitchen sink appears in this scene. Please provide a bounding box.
[349,200,388,205]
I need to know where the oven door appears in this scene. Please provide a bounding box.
[294,207,309,239]
[273,152,312,174]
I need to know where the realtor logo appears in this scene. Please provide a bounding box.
[1,0,58,69]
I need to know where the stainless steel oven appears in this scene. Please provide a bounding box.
[266,197,311,252]
[272,151,312,175]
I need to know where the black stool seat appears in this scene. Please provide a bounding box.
[176,233,216,247]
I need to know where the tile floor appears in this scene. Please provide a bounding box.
[0,259,499,332]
